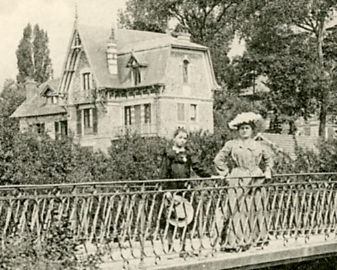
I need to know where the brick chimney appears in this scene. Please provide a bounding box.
[107,27,117,75]
[24,78,38,101]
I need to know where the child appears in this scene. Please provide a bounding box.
[159,127,212,256]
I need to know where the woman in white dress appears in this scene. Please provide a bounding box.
[214,112,273,252]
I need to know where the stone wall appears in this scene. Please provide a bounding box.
[164,50,213,100]
[19,114,67,140]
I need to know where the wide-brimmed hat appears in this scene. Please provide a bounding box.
[228,112,263,130]
[166,195,194,227]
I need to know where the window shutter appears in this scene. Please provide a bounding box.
[177,103,185,121]
[76,109,82,135]
[93,107,98,134]
[144,104,151,124]
[55,122,59,140]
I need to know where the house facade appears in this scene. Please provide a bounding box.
[12,22,219,151]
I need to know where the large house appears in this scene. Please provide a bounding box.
[11,21,219,151]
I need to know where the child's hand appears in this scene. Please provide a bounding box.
[164,192,173,200]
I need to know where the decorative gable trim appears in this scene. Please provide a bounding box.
[126,54,148,68]
[59,29,82,94]
[41,86,56,97]
[59,25,98,95]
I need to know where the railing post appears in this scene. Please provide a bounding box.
[139,183,146,269]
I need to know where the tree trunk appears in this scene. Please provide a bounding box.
[317,19,327,138]
[288,119,297,135]
[319,103,327,137]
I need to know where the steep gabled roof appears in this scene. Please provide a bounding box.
[255,132,319,160]
[76,24,120,89]
[117,48,170,88]
[11,79,66,118]
[75,24,210,89]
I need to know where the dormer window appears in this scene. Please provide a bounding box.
[52,96,58,104]
[183,59,189,83]
[132,66,141,86]
[127,54,147,86]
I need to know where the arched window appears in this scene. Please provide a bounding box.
[183,59,189,83]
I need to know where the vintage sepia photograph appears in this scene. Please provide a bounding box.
[1,0,337,269]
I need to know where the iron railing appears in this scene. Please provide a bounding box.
[1,173,337,268]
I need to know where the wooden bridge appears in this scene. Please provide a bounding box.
[1,173,337,269]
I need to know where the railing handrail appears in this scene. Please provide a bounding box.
[1,172,337,189]
[2,173,337,268]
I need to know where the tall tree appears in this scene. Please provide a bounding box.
[238,0,337,137]
[16,24,53,84]
[33,25,52,84]
[16,24,34,84]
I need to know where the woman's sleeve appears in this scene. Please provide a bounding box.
[262,146,273,179]
[214,142,232,177]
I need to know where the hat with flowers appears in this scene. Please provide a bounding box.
[228,112,263,130]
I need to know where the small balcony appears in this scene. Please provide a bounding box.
[72,89,96,104]
[113,124,157,138]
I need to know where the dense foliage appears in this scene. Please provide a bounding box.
[16,23,53,84]
[0,214,100,269]
[0,76,336,184]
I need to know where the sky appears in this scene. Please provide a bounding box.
[0,0,127,87]
[0,0,245,89]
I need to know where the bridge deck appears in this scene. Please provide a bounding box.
[91,234,337,269]
[2,174,337,269]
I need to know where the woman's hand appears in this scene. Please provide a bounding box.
[264,169,272,180]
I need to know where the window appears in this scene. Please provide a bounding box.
[134,105,141,125]
[144,104,151,124]
[304,126,311,136]
[52,96,58,104]
[83,72,90,90]
[177,103,185,121]
[55,121,68,140]
[183,59,189,83]
[36,123,45,134]
[190,104,197,121]
[132,67,141,86]
[84,109,91,128]
[76,108,98,135]
[125,106,132,125]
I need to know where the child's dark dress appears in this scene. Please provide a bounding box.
[159,146,212,252]
[159,147,211,188]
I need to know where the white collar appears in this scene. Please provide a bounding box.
[172,146,186,153]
